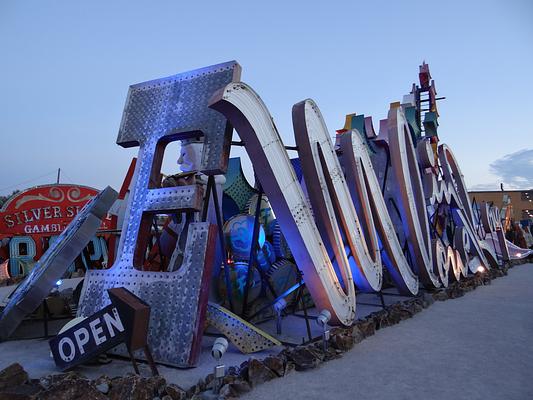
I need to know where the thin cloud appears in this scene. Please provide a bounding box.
[489,149,533,190]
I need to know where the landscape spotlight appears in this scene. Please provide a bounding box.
[316,309,331,328]
[211,337,228,362]
[316,309,331,351]
[273,298,287,334]
[211,337,228,395]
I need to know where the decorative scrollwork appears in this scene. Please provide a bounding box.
[15,186,65,209]
[67,187,93,203]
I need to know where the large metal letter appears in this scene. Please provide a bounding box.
[387,106,440,288]
[339,129,419,295]
[209,83,356,326]
[292,100,382,293]
[78,61,241,367]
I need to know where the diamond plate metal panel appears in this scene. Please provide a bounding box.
[207,302,281,353]
[79,62,240,367]
[143,186,204,213]
[117,61,241,175]
[0,186,118,340]
[78,223,216,367]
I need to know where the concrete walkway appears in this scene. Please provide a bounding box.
[243,263,533,400]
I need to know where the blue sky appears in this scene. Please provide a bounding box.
[0,0,532,195]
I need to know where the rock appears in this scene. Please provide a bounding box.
[421,293,435,308]
[350,326,365,344]
[196,392,218,400]
[307,344,327,361]
[232,379,252,394]
[432,290,448,301]
[39,377,106,400]
[221,375,238,386]
[204,373,215,386]
[218,383,238,399]
[108,374,164,400]
[39,372,84,390]
[238,360,248,377]
[396,302,417,319]
[410,300,424,314]
[165,383,186,400]
[372,310,389,330]
[284,360,296,375]
[0,382,42,400]
[461,284,474,293]
[162,396,173,400]
[489,269,501,278]
[94,375,111,386]
[238,364,248,381]
[225,379,251,395]
[328,348,343,361]
[355,318,376,338]
[286,347,321,371]
[263,356,285,377]
[197,378,206,392]
[246,359,276,387]
[0,363,28,390]
[186,385,200,398]
[385,307,402,325]
[151,376,167,396]
[186,380,207,399]
[96,382,109,394]
[331,333,353,352]
[93,376,111,395]
[446,285,464,299]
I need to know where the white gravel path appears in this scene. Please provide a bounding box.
[243,263,533,400]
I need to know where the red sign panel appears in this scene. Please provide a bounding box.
[0,184,112,238]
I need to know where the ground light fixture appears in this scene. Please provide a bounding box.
[273,298,287,334]
[475,265,491,285]
[316,309,331,351]
[51,279,64,294]
[211,337,229,395]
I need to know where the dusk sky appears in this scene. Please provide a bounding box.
[1,0,532,196]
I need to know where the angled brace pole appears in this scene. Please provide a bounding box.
[207,175,235,313]
[241,181,263,318]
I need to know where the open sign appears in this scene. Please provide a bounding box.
[49,287,152,372]
[49,304,125,369]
